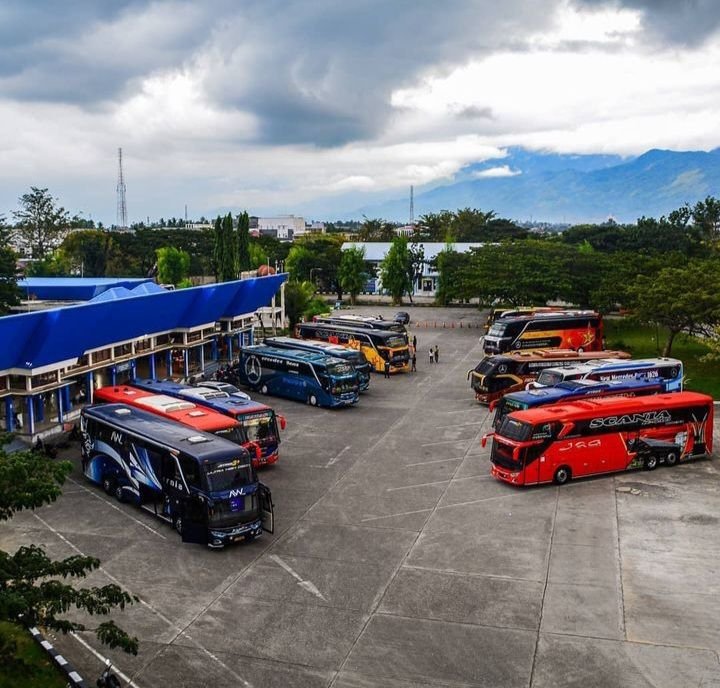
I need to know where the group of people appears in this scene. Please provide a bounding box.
[428,345,440,364]
[382,335,438,377]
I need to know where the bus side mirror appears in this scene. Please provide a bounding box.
[246,441,262,460]
[513,447,521,461]
[279,415,287,430]
[481,432,494,448]
[488,399,498,412]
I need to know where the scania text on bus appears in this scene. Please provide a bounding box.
[468,348,630,404]
[484,392,713,486]
[295,321,410,374]
[80,404,274,547]
[128,378,286,467]
[233,345,360,407]
[483,310,603,355]
[264,335,372,391]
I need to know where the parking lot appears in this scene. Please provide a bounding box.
[3,305,720,688]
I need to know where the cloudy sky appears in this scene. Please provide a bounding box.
[2,0,720,224]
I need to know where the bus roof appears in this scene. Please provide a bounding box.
[264,336,358,356]
[94,386,240,432]
[509,391,712,425]
[240,344,346,365]
[504,378,665,406]
[297,322,406,343]
[83,404,245,462]
[494,349,630,362]
[539,357,682,376]
[497,310,599,323]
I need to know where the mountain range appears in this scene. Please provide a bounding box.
[347,147,720,224]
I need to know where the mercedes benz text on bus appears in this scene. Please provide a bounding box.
[295,322,410,374]
[233,345,360,407]
[264,336,372,391]
[485,392,713,486]
[530,357,683,392]
[469,349,630,404]
[490,377,665,430]
[483,311,603,355]
[81,404,274,547]
[129,379,286,466]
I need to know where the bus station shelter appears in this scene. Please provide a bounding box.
[0,274,286,441]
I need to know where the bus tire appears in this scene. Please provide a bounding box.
[553,466,571,485]
[102,476,114,495]
[665,451,678,467]
[260,384,268,395]
[174,515,183,536]
[644,455,658,470]
[308,394,318,407]
[114,483,125,503]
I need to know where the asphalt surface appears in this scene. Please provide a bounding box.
[3,305,720,688]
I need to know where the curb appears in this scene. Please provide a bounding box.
[28,626,88,687]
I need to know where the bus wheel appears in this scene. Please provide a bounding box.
[308,394,318,406]
[102,476,114,495]
[665,451,678,467]
[114,484,125,503]
[644,455,658,470]
[553,466,571,485]
[260,384,269,395]
[174,515,183,536]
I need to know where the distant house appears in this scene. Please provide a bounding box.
[341,241,484,296]
[257,215,306,241]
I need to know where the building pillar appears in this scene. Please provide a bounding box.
[183,350,189,378]
[280,281,286,330]
[36,395,45,423]
[5,397,14,432]
[130,359,137,379]
[86,372,94,403]
[111,366,117,386]
[211,338,218,362]
[166,350,173,377]
[271,293,277,335]
[57,389,63,423]
[199,345,205,373]
[27,396,35,435]
[149,353,156,379]
[61,386,71,411]
[227,336,233,362]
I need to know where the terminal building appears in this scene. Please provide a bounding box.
[0,274,286,442]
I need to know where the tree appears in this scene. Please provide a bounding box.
[691,196,720,243]
[380,236,412,304]
[237,211,251,273]
[60,229,118,277]
[12,188,70,259]
[338,246,366,305]
[627,260,720,356]
[358,217,396,242]
[283,281,327,327]
[213,214,237,282]
[156,246,191,285]
[0,221,20,315]
[0,436,139,674]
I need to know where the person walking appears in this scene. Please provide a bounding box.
[434,345,439,363]
[411,351,417,372]
[428,347,434,364]
[384,359,391,378]
[412,335,417,351]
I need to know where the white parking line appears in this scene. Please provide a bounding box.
[360,507,433,523]
[386,479,451,492]
[405,457,463,467]
[269,555,328,602]
[70,631,144,688]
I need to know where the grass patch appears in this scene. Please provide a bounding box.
[0,622,68,688]
[605,319,720,399]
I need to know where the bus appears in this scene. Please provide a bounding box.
[468,348,631,404]
[80,403,274,547]
[314,314,407,334]
[128,379,286,467]
[484,306,560,333]
[232,345,360,407]
[264,336,371,391]
[483,310,603,355]
[295,322,411,374]
[530,357,684,391]
[484,391,713,486]
[490,377,665,430]
[93,385,265,465]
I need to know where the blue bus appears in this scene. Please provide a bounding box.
[233,345,360,408]
[530,357,683,391]
[80,404,274,548]
[263,336,371,391]
[129,378,286,467]
[490,377,665,429]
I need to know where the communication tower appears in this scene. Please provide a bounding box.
[116,147,128,229]
[409,185,414,226]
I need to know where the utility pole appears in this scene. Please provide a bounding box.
[116,148,128,229]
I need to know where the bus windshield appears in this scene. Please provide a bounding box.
[385,335,407,349]
[488,323,506,337]
[497,416,533,442]
[213,425,246,446]
[203,458,253,492]
[327,362,354,377]
[536,370,565,387]
[242,415,276,444]
[474,358,498,375]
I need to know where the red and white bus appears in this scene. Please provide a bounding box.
[93,386,263,466]
[484,391,713,486]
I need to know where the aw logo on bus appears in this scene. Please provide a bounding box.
[245,355,262,385]
[589,410,672,429]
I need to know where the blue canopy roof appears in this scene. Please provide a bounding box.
[18,277,154,301]
[0,274,286,372]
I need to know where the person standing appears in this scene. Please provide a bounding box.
[428,347,434,364]
[412,335,417,351]
[411,351,417,372]
[384,359,391,378]
[434,345,439,363]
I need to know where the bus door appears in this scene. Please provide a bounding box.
[259,483,275,534]
[179,496,208,545]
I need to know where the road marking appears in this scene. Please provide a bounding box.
[326,445,351,467]
[360,507,433,523]
[70,631,144,688]
[421,439,471,447]
[405,457,463,467]
[428,421,482,430]
[386,479,450,492]
[269,554,328,602]
[67,477,166,540]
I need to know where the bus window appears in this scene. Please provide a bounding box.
[179,454,200,487]
[204,459,253,492]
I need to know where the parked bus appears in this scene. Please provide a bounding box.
[314,314,407,334]
[93,385,265,464]
[232,345,360,407]
[295,321,410,373]
[490,377,665,430]
[483,310,603,355]
[80,403,274,547]
[530,357,684,392]
[263,336,371,391]
[484,391,713,486]
[468,348,631,404]
[484,306,560,333]
[128,379,286,467]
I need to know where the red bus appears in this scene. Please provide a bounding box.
[93,386,262,466]
[483,391,713,486]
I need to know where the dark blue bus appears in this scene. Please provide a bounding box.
[80,403,274,547]
[233,345,360,408]
[263,336,371,391]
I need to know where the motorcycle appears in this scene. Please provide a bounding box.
[97,659,122,688]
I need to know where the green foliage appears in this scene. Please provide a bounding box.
[248,242,266,269]
[237,211,251,272]
[283,281,327,327]
[338,246,366,304]
[23,254,70,277]
[380,236,412,305]
[60,229,118,277]
[156,246,191,285]
[284,235,344,298]
[0,223,20,315]
[0,621,67,687]
[12,188,70,259]
[213,214,238,282]
[417,209,526,242]
[358,217,397,242]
